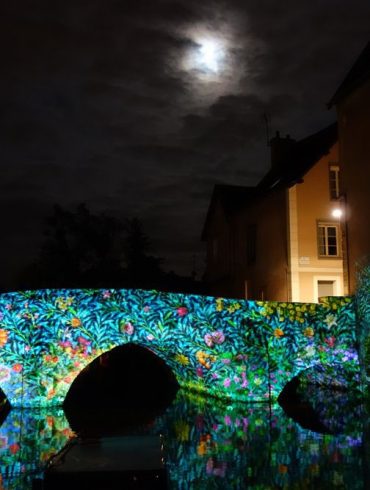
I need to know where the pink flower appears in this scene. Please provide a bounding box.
[59,341,72,348]
[223,378,231,388]
[196,367,203,377]
[212,330,225,345]
[143,306,150,312]
[147,334,154,341]
[204,333,213,347]
[121,322,134,335]
[5,304,12,310]
[224,415,232,426]
[325,336,336,348]
[102,290,111,299]
[177,307,188,317]
[241,380,248,388]
[221,358,231,365]
[24,345,31,352]
[77,337,91,346]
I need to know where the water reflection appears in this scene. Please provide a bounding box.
[0,387,367,489]
[0,407,73,489]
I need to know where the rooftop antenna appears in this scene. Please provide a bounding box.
[263,113,271,147]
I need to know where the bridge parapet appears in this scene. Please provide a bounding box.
[0,289,359,407]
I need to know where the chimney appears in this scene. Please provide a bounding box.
[270,131,296,169]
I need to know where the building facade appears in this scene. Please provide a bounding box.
[329,41,370,293]
[202,124,346,302]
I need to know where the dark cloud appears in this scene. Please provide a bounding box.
[0,0,369,287]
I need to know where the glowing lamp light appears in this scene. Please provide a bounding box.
[332,208,343,219]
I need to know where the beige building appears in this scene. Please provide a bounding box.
[202,123,346,302]
[328,41,370,293]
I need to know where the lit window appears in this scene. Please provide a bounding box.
[318,223,340,257]
[329,164,340,200]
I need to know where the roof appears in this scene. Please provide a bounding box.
[328,41,370,108]
[258,122,337,191]
[201,184,256,240]
[201,123,337,240]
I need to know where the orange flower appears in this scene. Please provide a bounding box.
[274,328,284,338]
[0,330,8,347]
[12,364,23,373]
[71,318,81,328]
[278,464,288,474]
[47,389,56,400]
[304,327,314,338]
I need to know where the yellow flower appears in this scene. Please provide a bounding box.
[304,327,314,338]
[0,329,8,347]
[274,328,284,338]
[175,353,189,366]
[71,318,81,328]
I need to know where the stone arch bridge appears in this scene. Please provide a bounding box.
[0,288,359,407]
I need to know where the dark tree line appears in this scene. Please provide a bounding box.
[18,204,202,294]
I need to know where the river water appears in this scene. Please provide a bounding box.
[0,386,368,489]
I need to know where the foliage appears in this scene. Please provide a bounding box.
[0,288,359,408]
[356,265,370,388]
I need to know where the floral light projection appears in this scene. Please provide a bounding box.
[0,289,359,407]
[153,391,364,489]
[0,408,73,490]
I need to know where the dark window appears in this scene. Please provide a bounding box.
[246,224,257,265]
[329,164,340,200]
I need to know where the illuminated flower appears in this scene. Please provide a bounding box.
[71,318,81,328]
[12,364,23,373]
[223,378,231,388]
[77,336,91,346]
[0,437,8,449]
[196,351,211,369]
[9,443,20,455]
[47,389,56,399]
[324,314,337,328]
[146,334,154,341]
[0,329,8,347]
[212,330,225,345]
[102,290,111,299]
[175,353,189,366]
[177,307,188,316]
[254,377,262,386]
[204,333,213,347]
[121,322,134,335]
[216,298,223,311]
[274,328,284,338]
[305,345,315,357]
[325,336,336,348]
[304,327,314,338]
[278,464,288,474]
[197,441,207,456]
[0,365,11,382]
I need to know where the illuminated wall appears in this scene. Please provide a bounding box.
[0,289,359,407]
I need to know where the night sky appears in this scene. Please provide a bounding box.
[1,1,369,289]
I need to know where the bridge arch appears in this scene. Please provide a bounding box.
[63,342,179,409]
[0,288,359,407]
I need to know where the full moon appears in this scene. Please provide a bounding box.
[198,39,224,73]
[183,35,227,76]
